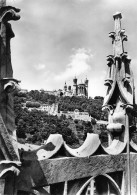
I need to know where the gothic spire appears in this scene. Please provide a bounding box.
[109,12,127,57]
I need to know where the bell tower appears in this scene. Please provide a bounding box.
[73,76,77,96]
[64,82,67,91]
[84,77,88,97]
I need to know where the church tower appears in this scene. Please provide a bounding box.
[73,76,77,95]
[64,82,67,92]
[84,78,88,97]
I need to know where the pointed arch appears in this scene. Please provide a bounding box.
[76,173,121,195]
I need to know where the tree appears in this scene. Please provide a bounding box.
[26,101,40,108]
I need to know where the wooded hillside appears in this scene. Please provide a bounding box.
[14,90,108,145]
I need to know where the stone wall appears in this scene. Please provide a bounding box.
[58,110,92,121]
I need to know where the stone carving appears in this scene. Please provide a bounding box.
[0,3,21,157]
[0,2,137,194]
[0,2,21,195]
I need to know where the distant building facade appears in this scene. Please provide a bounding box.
[24,103,58,116]
[58,109,92,122]
[62,77,89,98]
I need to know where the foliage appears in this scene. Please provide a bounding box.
[14,95,79,145]
[58,95,107,120]
[26,101,40,108]
[14,90,108,146]
[27,90,57,104]
[16,90,107,120]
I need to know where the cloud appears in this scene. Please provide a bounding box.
[55,48,93,81]
[103,0,136,6]
[87,70,106,98]
[75,0,91,2]
[7,0,24,4]
[7,0,137,100]
[102,0,137,13]
[34,63,46,71]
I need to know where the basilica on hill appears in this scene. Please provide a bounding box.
[61,77,89,98]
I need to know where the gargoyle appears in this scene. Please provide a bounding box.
[0,6,20,22]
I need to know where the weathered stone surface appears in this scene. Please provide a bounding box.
[0,114,18,160]
[0,179,5,195]
[39,154,126,184]
[17,154,126,193]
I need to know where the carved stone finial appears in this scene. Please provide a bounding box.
[113,12,122,34]
[112,12,124,56]
[113,12,122,20]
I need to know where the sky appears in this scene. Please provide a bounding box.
[6,0,137,99]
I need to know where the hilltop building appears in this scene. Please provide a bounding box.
[26,77,89,98]
[62,77,89,98]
